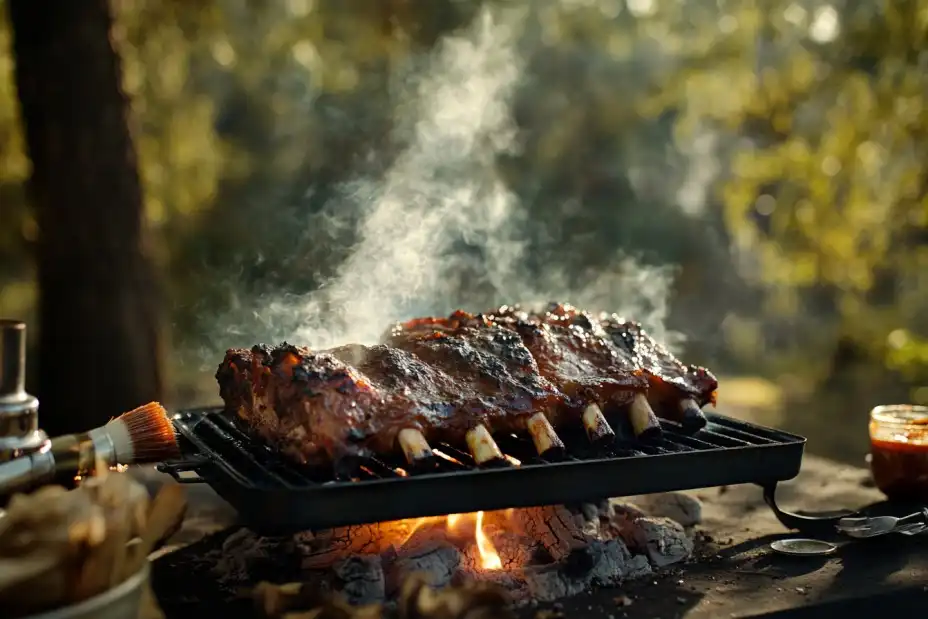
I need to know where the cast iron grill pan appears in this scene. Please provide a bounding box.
[159,407,805,534]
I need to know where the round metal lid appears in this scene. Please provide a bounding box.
[770,538,838,557]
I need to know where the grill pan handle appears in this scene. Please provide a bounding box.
[762,482,861,537]
[156,457,209,484]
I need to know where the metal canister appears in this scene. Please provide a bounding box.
[0,320,48,462]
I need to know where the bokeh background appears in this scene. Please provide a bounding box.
[2,0,927,464]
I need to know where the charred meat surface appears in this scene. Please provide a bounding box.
[217,322,563,467]
[464,305,659,439]
[487,303,718,432]
[475,306,648,408]
[389,311,646,426]
[597,314,717,431]
[216,304,718,468]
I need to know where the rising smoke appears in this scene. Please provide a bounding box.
[253,5,680,352]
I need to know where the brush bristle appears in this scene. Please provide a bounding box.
[117,402,180,463]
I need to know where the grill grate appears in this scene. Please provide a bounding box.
[160,407,805,534]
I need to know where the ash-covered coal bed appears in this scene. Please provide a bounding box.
[211,492,702,606]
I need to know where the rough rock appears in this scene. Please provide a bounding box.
[609,501,647,521]
[627,517,694,568]
[631,492,703,527]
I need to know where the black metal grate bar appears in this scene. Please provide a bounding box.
[162,406,805,533]
[176,409,776,487]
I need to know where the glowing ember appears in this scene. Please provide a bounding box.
[218,498,704,609]
[400,515,442,544]
[446,513,464,530]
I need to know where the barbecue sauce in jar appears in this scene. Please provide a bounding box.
[869,405,928,501]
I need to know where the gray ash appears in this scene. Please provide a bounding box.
[210,493,700,606]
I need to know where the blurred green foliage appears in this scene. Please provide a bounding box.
[644,0,928,391]
[1,0,927,458]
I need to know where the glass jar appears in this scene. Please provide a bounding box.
[869,404,928,501]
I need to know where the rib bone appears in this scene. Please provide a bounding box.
[678,398,708,432]
[582,403,615,444]
[525,412,565,456]
[397,428,434,465]
[629,393,661,438]
[465,425,505,465]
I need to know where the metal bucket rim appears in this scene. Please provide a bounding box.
[23,561,150,619]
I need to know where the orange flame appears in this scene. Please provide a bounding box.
[474,511,502,570]
[447,513,464,530]
[397,510,503,570]
[400,515,442,544]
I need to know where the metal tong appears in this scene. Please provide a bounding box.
[836,507,928,538]
[764,483,928,539]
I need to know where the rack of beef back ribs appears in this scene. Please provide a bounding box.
[157,406,805,534]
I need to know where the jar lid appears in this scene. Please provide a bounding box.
[871,404,928,425]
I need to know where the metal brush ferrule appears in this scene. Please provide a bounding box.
[0,430,118,498]
[49,431,114,479]
[0,320,47,462]
[87,427,118,468]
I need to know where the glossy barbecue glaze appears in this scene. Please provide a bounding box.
[598,314,718,419]
[485,305,648,410]
[216,303,718,467]
[488,304,717,429]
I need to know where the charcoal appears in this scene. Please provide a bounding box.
[510,505,590,562]
[213,503,693,608]
[332,555,385,605]
[388,545,461,592]
[521,537,652,603]
[522,565,588,602]
[211,528,290,585]
[587,539,651,585]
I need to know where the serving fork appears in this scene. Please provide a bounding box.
[836,507,928,538]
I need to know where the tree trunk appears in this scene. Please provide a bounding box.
[7,0,163,436]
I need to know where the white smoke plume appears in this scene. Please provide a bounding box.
[258,4,679,351]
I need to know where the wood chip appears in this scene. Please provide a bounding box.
[0,472,184,618]
[252,573,513,619]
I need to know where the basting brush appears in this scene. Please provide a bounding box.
[0,401,180,497]
[77,401,181,466]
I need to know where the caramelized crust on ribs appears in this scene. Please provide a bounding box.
[486,303,718,429]
[216,303,719,467]
[481,305,648,408]
[389,310,648,426]
[218,321,563,466]
[599,315,718,407]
